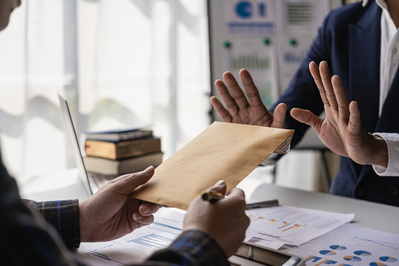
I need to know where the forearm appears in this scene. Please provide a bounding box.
[145,230,230,266]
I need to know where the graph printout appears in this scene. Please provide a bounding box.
[76,208,185,266]
[287,223,399,266]
[247,205,354,246]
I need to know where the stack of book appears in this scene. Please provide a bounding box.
[82,127,163,177]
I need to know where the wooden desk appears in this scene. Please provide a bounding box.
[250,183,399,234]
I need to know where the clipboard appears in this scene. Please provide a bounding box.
[229,243,305,266]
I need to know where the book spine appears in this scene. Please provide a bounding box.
[85,141,117,160]
[85,139,161,160]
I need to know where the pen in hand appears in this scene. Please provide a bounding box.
[201,190,224,203]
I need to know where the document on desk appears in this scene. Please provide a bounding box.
[130,121,294,210]
[76,207,258,265]
[76,208,185,266]
[246,205,354,247]
[287,223,399,266]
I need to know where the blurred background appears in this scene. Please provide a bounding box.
[0,0,361,195]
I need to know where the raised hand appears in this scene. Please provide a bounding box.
[78,166,161,242]
[290,61,388,167]
[211,69,287,128]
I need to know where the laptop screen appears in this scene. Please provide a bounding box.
[58,94,93,196]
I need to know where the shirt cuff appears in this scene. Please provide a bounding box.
[36,200,81,249]
[372,133,399,177]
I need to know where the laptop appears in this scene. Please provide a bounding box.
[58,94,111,196]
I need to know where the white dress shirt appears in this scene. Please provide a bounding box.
[363,0,399,176]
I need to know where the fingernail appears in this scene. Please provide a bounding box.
[133,213,142,221]
[143,166,154,175]
[216,180,225,186]
[141,205,150,215]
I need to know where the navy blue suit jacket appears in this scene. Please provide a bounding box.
[270,0,399,206]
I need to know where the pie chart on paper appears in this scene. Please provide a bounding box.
[354,250,372,256]
[343,256,361,262]
[379,256,397,262]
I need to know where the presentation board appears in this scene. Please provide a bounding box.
[207,0,342,149]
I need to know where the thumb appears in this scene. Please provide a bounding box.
[207,180,227,195]
[110,166,155,195]
[290,108,321,130]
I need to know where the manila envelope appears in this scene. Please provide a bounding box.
[130,121,294,210]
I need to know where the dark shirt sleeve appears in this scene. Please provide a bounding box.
[1,151,229,266]
[144,230,230,266]
[24,199,81,249]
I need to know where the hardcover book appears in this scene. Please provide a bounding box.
[85,138,161,160]
[83,152,163,176]
[85,127,153,142]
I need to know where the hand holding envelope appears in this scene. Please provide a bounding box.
[130,121,294,210]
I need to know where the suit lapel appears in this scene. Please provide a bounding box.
[348,1,381,180]
[348,1,381,133]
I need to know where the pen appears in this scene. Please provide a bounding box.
[245,199,279,210]
[201,190,224,203]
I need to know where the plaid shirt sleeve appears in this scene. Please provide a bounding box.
[144,230,230,266]
[25,199,81,249]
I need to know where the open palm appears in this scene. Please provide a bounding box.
[291,61,387,167]
[210,69,287,128]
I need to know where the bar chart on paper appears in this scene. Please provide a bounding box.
[246,205,354,246]
[77,208,185,266]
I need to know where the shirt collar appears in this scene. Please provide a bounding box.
[363,0,387,10]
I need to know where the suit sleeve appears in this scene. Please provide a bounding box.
[269,11,334,148]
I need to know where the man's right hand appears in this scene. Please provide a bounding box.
[290,61,388,168]
[210,69,287,128]
[183,180,250,257]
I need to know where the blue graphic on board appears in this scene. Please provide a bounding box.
[226,0,276,34]
[236,2,252,18]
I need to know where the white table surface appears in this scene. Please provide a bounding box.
[250,182,399,234]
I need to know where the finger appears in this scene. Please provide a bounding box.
[309,61,329,105]
[214,78,240,118]
[271,103,287,128]
[319,61,338,111]
[110,166,154,194]
[139,202,161,216]
[239,69,264,107]
[348,101,362,136]
[133,213,154,225]
[223,71,250,110]
[210,96,232,122]
[207,180,227,195]
[290,108,323,133]
[226,187,245,200]
[331,75,350,123]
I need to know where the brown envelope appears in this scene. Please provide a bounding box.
[130,121,294,210]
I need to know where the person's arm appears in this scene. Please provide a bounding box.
[24,199,81,249]
[145,230,229,266]
[1,160,81,265]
